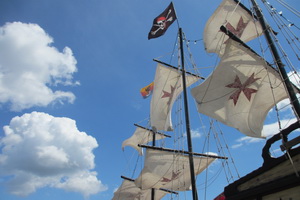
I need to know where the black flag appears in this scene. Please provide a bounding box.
[148,2,177,40]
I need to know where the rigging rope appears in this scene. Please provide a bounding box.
[262,0,300,62]
[276,0,300,18]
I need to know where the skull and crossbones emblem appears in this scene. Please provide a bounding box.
[151,9,174,36]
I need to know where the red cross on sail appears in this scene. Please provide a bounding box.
[226,17,249,38]
[150,63,199,132]
[204,0,262,56]
[223,17,249,44]
[161,85,176,105]
[226,73,260,105]
[191,38,289,138]
[135,149,216,191]
[161,171,181,183]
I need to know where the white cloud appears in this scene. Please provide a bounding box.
[183,129,202,139]
[288,71,300,88]
[191,129,201,139]
[275,99,292,112]
[231,143,243,149]
[231,136,264,149]
[0,112,107,197]
[0,22,78,111]
[231,117,298,149]
[55,171,104,198]
[236,136,263,144]
[262,118,298,138]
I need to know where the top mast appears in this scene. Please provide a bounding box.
[179,27,198,200]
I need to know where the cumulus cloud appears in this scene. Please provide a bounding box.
[231,136,264,149]
[191,129,201,139]
[183,129,202,139]
[0,112,107,197]
[0,22,79,111]
[236,136,263,144]
[231,116,298,149]
[288,71,300,88]
[263,117,298,138]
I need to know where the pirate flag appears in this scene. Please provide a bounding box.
[148,2,177,40]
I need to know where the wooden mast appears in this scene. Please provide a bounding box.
[151,127,156,200]
[179,27,198,200]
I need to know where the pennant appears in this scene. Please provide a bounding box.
[112,179,167,200]
[122,127,166,155]
[150,63,199,132]
[191,38,289,138]
[140,82,154,99]
[134,149,216,191]
[203,0,262,55]
[148,2,177,39]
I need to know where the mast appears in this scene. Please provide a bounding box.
[151,131,156,200]
[250,0,300,119]
[179,27,198,200]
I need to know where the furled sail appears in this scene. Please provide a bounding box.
[112,179,167,200]
[204,0,262,55]
[134,149,216,191]
[150,63,199,132]
[122,126,167,155]
[191,38,289,138]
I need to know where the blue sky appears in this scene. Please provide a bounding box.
[0,0,299,200]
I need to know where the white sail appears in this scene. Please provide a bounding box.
[204,0,262,55]
[112,179,167,200]
[191,38,289,138]
[134,149,216,191]
[150,63,199,132]
[122,127,167,155]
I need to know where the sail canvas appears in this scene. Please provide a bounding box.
[191,38,289,138]
[150,63,199,132]
[112,179,167,200]
[134,149,216,191]
[122,127,167,155]
[204,0,262,55]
